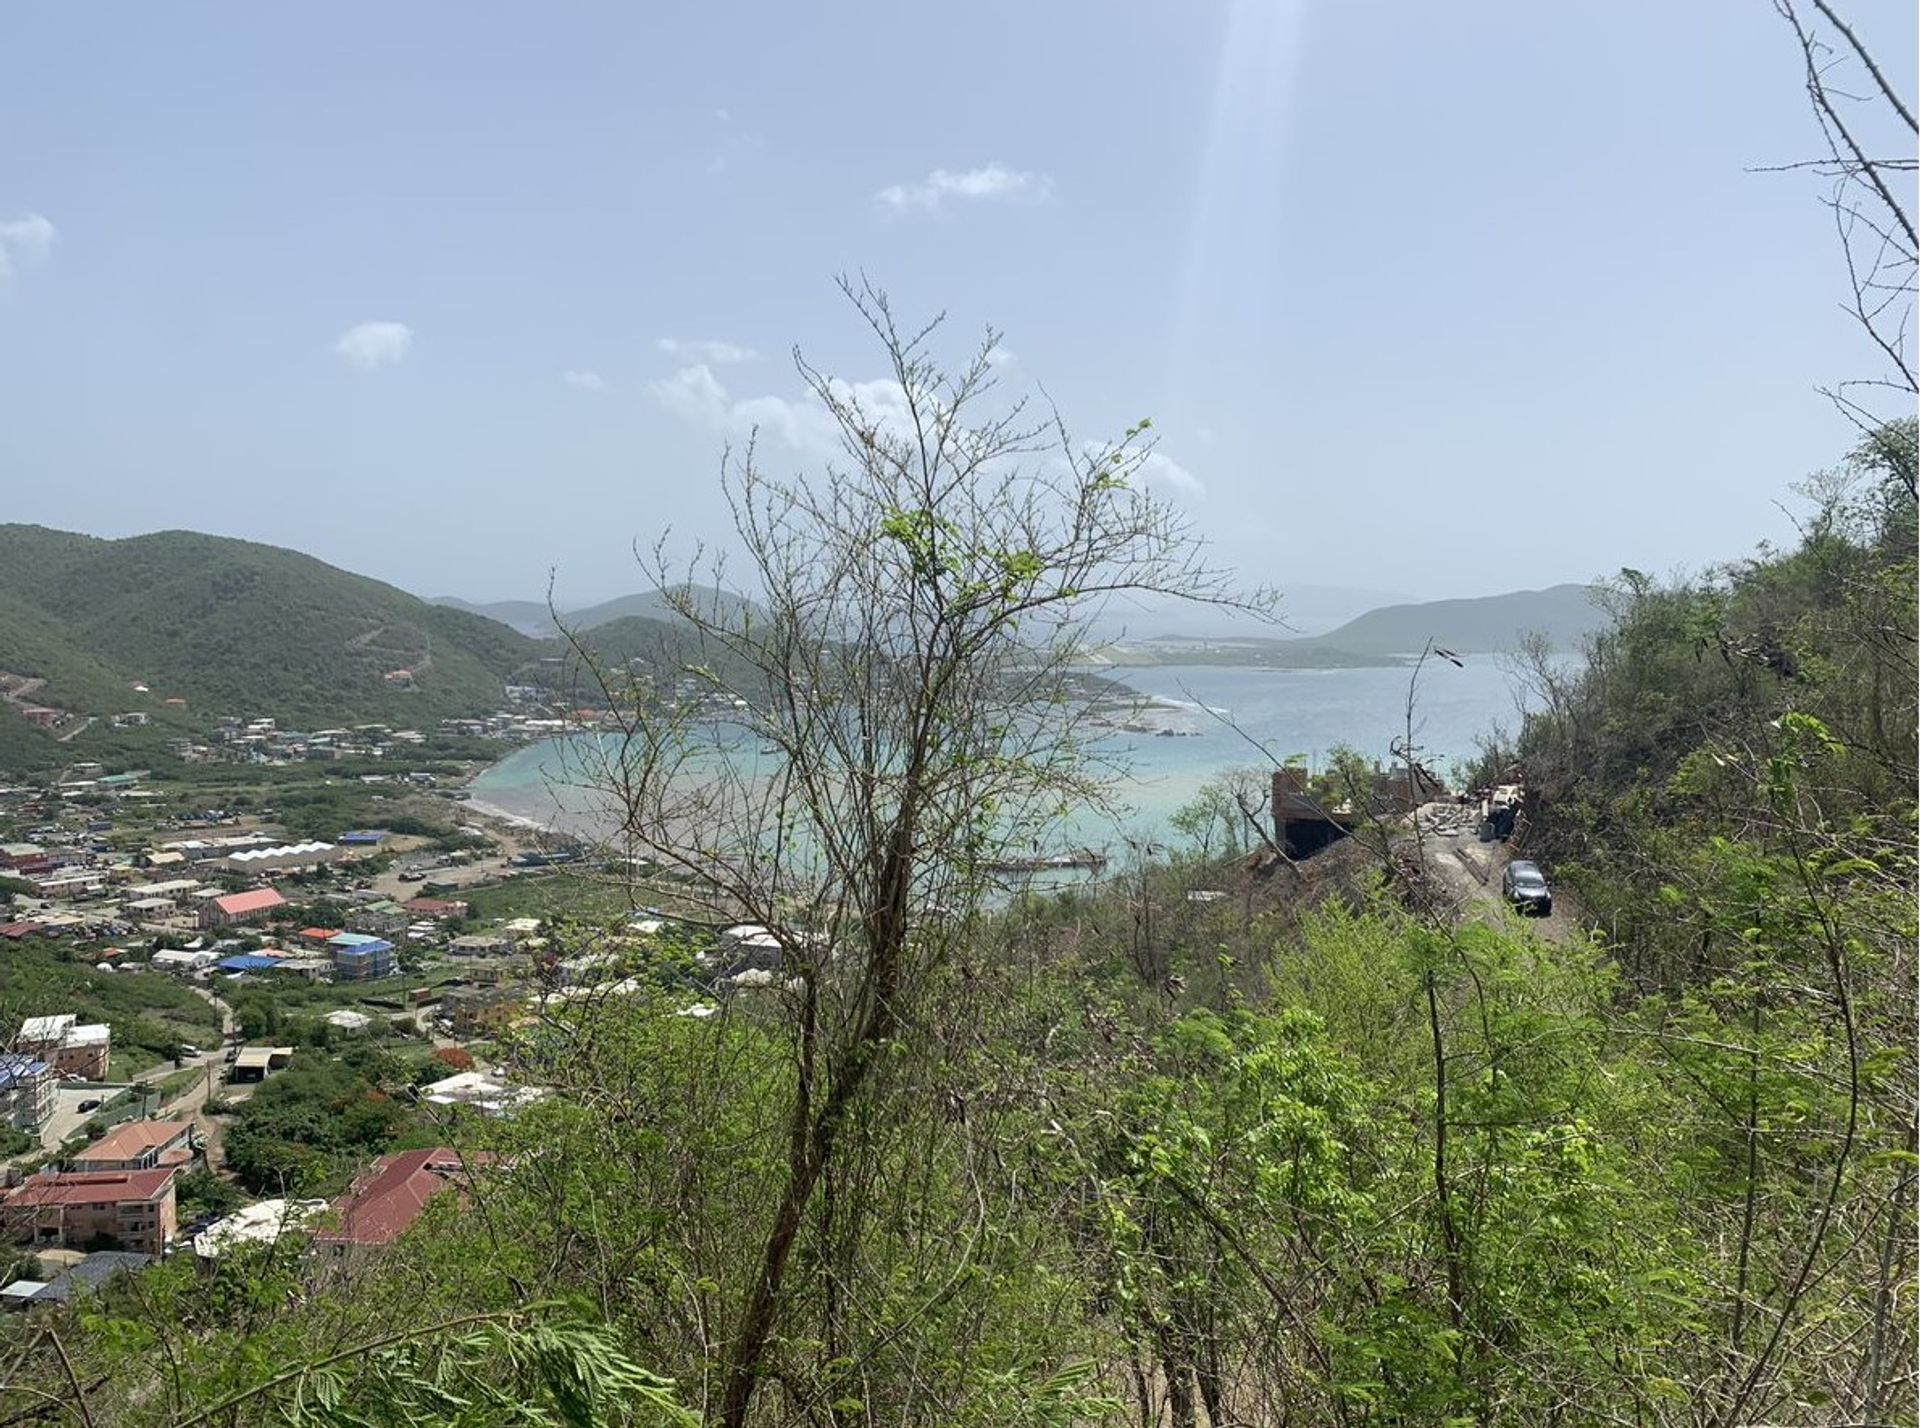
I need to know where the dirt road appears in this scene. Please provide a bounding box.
[1409,816,1582,944]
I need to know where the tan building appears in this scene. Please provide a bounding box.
[442,985,523,1036]
[2,1169,179,1256]
[16,1015,111,1082]
[230,1046,295,1083]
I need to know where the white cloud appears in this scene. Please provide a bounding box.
[331,321,413,371]
[563,369,608,392]
[656,337,759,364]
[651,363,920,456]
[708,108,763,175]
[875,163,1052,215]
[1139,452,1204,497]
[653,363,1188,507]
[985,345,1015,369]
[0,212,57,285]
[650,363,733,428]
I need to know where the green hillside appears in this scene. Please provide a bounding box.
[557,613,775,706]
[0,525,542,738]
[1290,582,1606,658]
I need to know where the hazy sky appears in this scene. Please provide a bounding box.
[2,3,1911,608]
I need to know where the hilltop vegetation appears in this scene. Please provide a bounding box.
[0,525,544,743]
[1482,419,1917,980]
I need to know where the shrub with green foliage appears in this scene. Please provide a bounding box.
[221,1048,417,1195]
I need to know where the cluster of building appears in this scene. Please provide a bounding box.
[0,809,359,939]
[164,716,435,767]
[0,1107,492,1308]
[151,708,592,767]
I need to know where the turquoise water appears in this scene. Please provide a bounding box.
[466,661,1533,853]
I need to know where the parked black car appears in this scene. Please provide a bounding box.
[1501,859,1553,916]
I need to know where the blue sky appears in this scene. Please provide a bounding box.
[1,2,1911,610]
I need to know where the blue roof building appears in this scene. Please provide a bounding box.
[217,954,285,974]
[327,933,395,983]
[33,1251,153,1303]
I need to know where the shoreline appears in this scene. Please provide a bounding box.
[456,661,1527,853]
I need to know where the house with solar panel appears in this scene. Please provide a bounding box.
[0,1055,55,1133]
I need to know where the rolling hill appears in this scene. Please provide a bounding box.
[434,585,757,639]
[1289,583,1608,658]
[1099,583,1611,669]
[0,525,544,759]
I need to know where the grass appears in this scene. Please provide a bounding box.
[157,1065,206,1102]
[111,1049,164,1084]
[5,944,220,1065]
[460,870,655,927]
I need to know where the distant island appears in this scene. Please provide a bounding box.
[1087,584,1608,670]
[442,581,1612,673]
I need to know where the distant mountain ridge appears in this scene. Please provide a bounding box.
[1096,583,1609,669]
[434,586,751,638]
[0,521,1611,772]
[448,579,1610,670]
[1289,583,1606,658]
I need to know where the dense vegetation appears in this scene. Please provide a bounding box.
[219,1046,421,1195]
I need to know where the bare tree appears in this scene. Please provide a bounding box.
[1770,0,1917,464]
[564,279,1266,1427]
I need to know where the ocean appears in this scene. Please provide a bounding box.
[466,659,1536,854]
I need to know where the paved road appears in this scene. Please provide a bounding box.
[35,1085,120,1154]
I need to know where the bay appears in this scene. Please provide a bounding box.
[466,659,1536,854]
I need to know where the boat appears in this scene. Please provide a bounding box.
[984,848,1108,874]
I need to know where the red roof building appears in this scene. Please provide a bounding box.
[2,1168,178,1256]
[299,927,343,944]
[71,1120,195,1173]
[312,1148,469,1254]
[201,887,287,929]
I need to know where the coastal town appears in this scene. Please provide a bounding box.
[0,669,1549,1311]
[0,696,774,1306]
